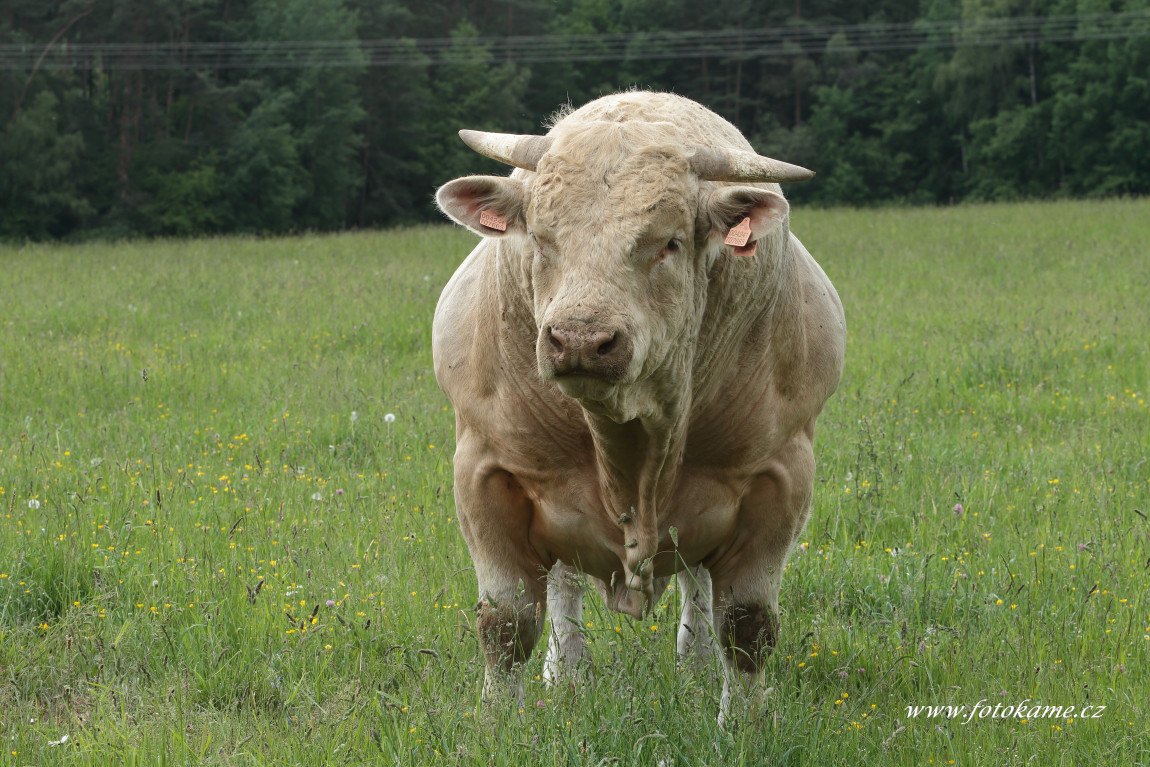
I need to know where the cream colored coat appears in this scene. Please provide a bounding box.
[434,92,845,719]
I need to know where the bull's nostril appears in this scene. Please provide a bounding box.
[548,327,564,353]
[589,330,617,358]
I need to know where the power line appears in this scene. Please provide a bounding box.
[1,11,1149,70]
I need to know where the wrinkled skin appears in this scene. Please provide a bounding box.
[433,92,845,721]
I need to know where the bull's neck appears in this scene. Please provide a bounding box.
[581,382,689,514]
[582,385,689,616]
[494,239,539,345]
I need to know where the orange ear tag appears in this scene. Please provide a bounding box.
[479,210,508,231]
[723,217,752,247]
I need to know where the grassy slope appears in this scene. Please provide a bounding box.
[0,200,1146,765]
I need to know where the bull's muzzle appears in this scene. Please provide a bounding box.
[543,323,633,382]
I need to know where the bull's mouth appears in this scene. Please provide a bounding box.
[550,373,619,403]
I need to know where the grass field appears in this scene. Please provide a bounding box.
[1,199,1147,765]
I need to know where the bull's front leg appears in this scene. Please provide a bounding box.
[714,595,779,728]
[710,427,815,727]
[454,447,549,707]
[477,591,544,706]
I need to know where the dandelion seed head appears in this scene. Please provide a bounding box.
[384,413,396,423]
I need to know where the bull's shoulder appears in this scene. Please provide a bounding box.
[790,233,846,403]
[687,235,844,469]
[432,240,500,402]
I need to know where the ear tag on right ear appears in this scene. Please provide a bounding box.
[724,217,752,247]
[479,210,508,231]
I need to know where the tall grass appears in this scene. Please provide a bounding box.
[0,200,1146,764]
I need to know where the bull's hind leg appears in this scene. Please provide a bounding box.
[454,443,549,707]
[543,561,588,684]
[710,425,815,727]
[676,565,716,668]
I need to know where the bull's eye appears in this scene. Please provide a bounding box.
[657,238,681,262]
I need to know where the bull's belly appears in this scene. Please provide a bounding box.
[522,467,747,585]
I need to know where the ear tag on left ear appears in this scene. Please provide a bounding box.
[724,217,752,247]
[479,210,508,231]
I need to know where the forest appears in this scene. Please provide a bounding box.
[1,0,1148,240]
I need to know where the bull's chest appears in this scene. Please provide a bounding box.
[514,459,747,583]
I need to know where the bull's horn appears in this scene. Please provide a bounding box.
[458,130,553,172]
[689,146,814,183]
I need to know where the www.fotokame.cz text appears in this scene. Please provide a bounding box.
[906,699,1106,725]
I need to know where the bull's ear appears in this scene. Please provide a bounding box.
[436,176,526,238]
[705,186,789,257]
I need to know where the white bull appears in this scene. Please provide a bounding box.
[433,91,845,721]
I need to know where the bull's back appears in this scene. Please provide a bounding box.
[553,91,753,153]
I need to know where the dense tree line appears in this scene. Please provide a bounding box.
[1,0,1148,240]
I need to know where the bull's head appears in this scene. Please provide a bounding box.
[437,122,812,423]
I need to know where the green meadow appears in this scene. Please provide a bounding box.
[0,200,1147,765]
